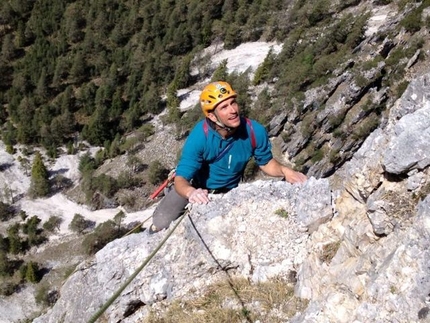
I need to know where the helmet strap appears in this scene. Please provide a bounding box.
[212,110,234,133]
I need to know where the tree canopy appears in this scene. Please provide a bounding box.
[0,0,289,150]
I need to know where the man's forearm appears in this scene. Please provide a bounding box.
[174,176,196,199]
[259,159,307,183]
[259,159,285,177]
[174,175,210,204]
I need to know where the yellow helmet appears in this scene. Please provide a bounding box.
[200,81,237,116]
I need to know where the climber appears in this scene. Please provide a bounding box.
[149,81,307,233]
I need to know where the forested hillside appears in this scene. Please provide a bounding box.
[1,0,429,210]
[0,0,413,149]
[1,0,430,321]
[0,0,288,151]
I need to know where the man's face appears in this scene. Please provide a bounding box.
[209,97,241,128]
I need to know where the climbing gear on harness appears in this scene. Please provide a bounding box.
[200,81,237,116]
[150,169,176,200]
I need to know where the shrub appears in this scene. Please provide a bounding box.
[19,210,27,221]
[43,215,63,233]
[401,8,423,33]
[394,80,409,99]
[0,202,14,221]
[145,276,308,322]
[327,113,345,131]
[337,0,361,10]
[0,281,18,296]
[117,171,141,189]
[51,174,73,193]
[148,160,169,185]
[78,152,96,174]
[137,123,155,141]
[352,115,380,140]
[275,208,289,218]
[35,284,58,306]
[91,174,118,198]
[82,220,126,255]
[5,145,15,154]
[7,224,24,255]
[69,213,94,234]
[311,149,325,163]
[374,0,392,4]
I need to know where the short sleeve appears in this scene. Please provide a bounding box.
[250,120,273,166]
[175,121,206,180]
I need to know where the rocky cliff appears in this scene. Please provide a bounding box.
[34,72,430,323]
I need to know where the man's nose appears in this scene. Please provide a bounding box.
[227,103,236,112]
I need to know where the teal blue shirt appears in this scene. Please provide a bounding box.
[176,117,273,189]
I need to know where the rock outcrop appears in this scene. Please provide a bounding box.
[34,73,430,323]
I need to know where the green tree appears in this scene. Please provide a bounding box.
[126,153,144,173]
[0,250,12,277]
[166,81,181,124]
[143,83,161,114]
[35,68,48,101]
[16,97,37,144]
[211,59,229,82]
[78,152,96,174]
[224,23,241,49]
[2,121,17,147]
[25,261,39,283]
[29,151,50,198]
[0,234,8,253]
[250,87,272,123]
[1,34,16,61]
[7,224,23,255]
[51,57,68,88]
[174,54,192,89]
[70,51,87,83]
[113,210,125,229]
[253,48,277,85]
[23,215,45,246]
[63,3,85,43]
[0,2,15,26]
[83,106,111,146]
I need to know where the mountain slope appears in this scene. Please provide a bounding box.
[34,71,430,323]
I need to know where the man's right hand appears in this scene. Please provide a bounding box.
[188,188,210,204]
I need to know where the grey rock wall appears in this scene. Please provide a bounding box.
[34,179,332,323]
[34,72,430,323]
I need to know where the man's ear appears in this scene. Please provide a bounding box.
[207,111,218,123]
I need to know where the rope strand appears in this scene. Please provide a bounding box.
[87,208,190,323]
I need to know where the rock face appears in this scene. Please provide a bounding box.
[34,73,430,323]
[33,178,332,323]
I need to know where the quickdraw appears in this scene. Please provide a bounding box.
[149,169,176,200]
